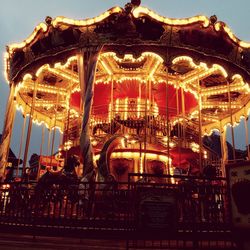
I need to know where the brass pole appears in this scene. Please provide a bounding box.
[139,81,141,117]
[17,110,27,177]
[50,127,56,165]
[110,77,114,133]
[166,67,170,174]
[198,79,203,172]
[5,110,16,175]
[65,79,73,163]
[50,93,59,167]
[149,78,152,143]
[22,80,37,175]
[0,83,16,178]
[244,114,250,159]
[47,120,51,157]
[139,81,142,174]
[181,87,186,147]
[143,78,149,173]
[219,121,227,177]
[38,124,45,179]
[227,81,236,161]
[176,85,181,170]
[65,109,70,162]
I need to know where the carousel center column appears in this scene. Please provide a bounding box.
[0,83,16,180]
[78,45,102,178]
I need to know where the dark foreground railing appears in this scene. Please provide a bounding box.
[0,175,238,249]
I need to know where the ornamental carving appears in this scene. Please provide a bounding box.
[79,28,101,47]
[6,4,250,83]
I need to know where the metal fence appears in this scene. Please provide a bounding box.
[0,175,238,249]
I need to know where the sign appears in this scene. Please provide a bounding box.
[136,187,176,231]
[227,161,250,229]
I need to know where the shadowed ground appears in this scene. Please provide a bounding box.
[0,233,126,250]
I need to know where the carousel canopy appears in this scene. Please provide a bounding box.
[4,1,250,135]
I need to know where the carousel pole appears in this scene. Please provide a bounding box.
[139,80,142,174]
[198,79,203,172]
[67,64,73,160]
[245,117,250,160]
[110,77,114,133]
[220,121,227,177]
[227,81,236,161]
[149,77,152,143]
[166,67,170,174]
[244,106,250,159]
[65,103,71,163]
[78,89,83,163]
[139,80,142,117]
[38,123,45,179]
[176,84,181,170]
[50,128,56,164]
[0,83,16,179]
[78,46,102,177]
[50,93,59,166]
[22,80,37,176]
[16,108,27,177]
[181,86,186,147]
[65,67,73,163]
[5,111,16,173]
[143,78,149,173]
[59,131,63,170]
[47,124,51,158]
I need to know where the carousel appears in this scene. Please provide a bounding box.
[1,0,250,182]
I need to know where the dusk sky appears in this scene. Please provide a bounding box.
[1,0,250,161]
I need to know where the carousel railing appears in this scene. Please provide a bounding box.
[0,175,230,235]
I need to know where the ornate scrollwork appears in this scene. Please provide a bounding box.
[79,28,101,47]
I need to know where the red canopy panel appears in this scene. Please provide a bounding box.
[113,79,146,99]
[69,80,198,119]
[92,83,111,116]
[69,91,82,112]
[154,83,197,116]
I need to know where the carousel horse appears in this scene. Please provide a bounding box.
[36,155,80,187]
[92,120,121,135]
[77,135,126,218]
[91,136,126,217]
[114,115,167,136]
[34,155,80,207]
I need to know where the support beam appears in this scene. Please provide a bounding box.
[0,83,16,180]
[38,124,45,180]
[22,80,37,175]
[17,110,27,177]
[220,122,228,177]
[166,67,170,174]
[198,79,203,171]
[227,81,236,162]
[244,116,250,160]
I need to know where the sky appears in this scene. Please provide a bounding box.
[1,0,250,162]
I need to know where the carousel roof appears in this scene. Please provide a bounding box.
[4,1,250,134]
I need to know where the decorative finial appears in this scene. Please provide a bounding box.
[45,16,52,25]
[210,15,217,25]
[131,0,141,6]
